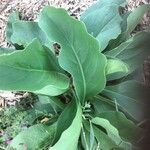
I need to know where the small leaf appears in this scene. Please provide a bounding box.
[83,120,118,150]
[11,21,50,47]
[81,0,126,51]
[125,4,150,35]
[39,6,107,103]
[105,59,129,80]
[0,48,15,55]
[6,11,20,42]
[50,102,82,150]
[99,111,143,144]
[8,124,56,150]
[0,39,69,96]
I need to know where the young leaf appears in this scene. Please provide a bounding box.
[91,117,131,149]
[102,80,148,121]
[50,102,82,150]
[105,29,150,72]
[6,11,20,42]
[38,6,107,103]
[99,111,143,144]
[8,123,56,150]
[125,4,150,36]
[0,39,69,96]
[83,120,118,150]
[0,48,15,55]
[11,21,49,47]
[81,0,126,51]
[105,59,129,80]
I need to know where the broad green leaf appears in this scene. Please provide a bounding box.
[99,111,143,144]
[105,5,150,51]
[125,4,150,35]
[0,48,15,55]
[92,117,131,149]
[105,29,150,72]
[102,80,147,121]
[11,21,51,48]
[50,102,82,150]
[8,124,56,150]
[38,95,65,109]
[52,100,77,144]
[105,59,129,80]
[81,0,126,51]
[6,11,20,42]
[83,120,118,150]
[91,95,115,114]
[0,39,69,96]
[38,6,107,103]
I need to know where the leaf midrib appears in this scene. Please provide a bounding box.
[45,13,86,101]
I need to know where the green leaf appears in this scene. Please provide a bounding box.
[6,11,20,42]
[81,0,126,51]
[83,120,118,150]
[92,117,131,149]
[8,124,56,150]
[105,59,129,80]
[50,102,82,150]
[11,21,55,51]
[91,95,116,114]
[52,100,77,144]
[105,29,150,72]
[106,5,150,51]
[0,48,15,55]
[0,39,69,96]
[99,111,143,144]
[89,121,95,150]
[102,80,147,121]
[125,4,150,35]
[38,6,107,103]
[11,21,49,47]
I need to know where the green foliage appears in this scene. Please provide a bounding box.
[0,0,150,149]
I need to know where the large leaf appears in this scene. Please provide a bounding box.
[38,6,107,103]
[50,102,82,150]
[52,100,77,144]
[102,80,148,121]
[6,11,20,42]
[105,29,150,72]
[11,21,49,47]
[99,111,143,144]
[105,59,129,80]
[81,0,126,51]
[92,117,131,149]
[0,39,69,96]
[8,123,56,150]
[106,5,150,51]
